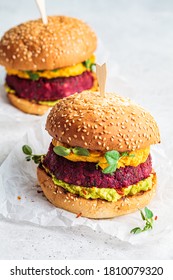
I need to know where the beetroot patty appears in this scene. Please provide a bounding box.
[42,143,152,189]
[6,71,94,102]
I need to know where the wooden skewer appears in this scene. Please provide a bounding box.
[96,63,107,97]
[35,0,48,24]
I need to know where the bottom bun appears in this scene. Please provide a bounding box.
[7,93,50,115]
[37,167,157,219]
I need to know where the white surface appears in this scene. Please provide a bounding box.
[0,0,173,259]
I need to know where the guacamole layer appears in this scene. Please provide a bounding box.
[52,173,153,202]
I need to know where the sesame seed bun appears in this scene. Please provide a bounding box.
[46,91,160,152]
[7,92,50,115]
[0,16,97,71]
[37,167,157,219]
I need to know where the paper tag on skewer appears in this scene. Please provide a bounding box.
[96,63,107,97]
[35,0,48,24]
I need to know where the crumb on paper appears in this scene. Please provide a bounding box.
[17,196,21,200]
[37,190,43,194]
[76,212,82,218]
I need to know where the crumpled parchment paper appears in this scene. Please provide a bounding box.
[0,114,172,245]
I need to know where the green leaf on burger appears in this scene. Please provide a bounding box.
[120,151,135,158]
[121,152,129,157]
[83,59,95,72]
[101,150,136,175]
[53,146,71,156]
[129,154,135,158]
[72,147,90,156]
[83,59,91,69]
[51,68,59,73]
[26,71,40,81]
[102,150,120,174]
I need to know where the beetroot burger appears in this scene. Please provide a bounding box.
[37,91,160,218]
[0,16,97,115]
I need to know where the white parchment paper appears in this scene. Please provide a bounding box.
[0,115,172,245]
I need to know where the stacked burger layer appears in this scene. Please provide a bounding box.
[37,91,160,218]
[0,16,97,115]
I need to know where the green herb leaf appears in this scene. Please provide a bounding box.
[32,155,42,164]
[26,71,40,81]
[130,227,142,234]
[102,150,120,174]
[26,156,31,161]
[51,69,59,73]
[72,147,90,156]
[102,165,115,175]
[140,209,146,221]
[121,152,129,157]
[130,207,155,234]
[129,154,135,158]
[101,150,136,174]
[144,207,153,219]
[143,223,153,231]
[53,146,71,156]
[95,163,99,170]
[83,59,91,69]
[105,150,120,163]
[22,145,43,164]
[22,145,32,155]
[90,63,96,72]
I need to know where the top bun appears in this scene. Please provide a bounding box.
[46,91,160,152]
[0,16,97,71]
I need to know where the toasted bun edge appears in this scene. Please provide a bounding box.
[37,167,157,219]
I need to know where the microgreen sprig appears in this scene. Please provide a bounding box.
[102,150,120,174]
[53,145,90,157]
[83,59,96,72]
[130,207,155,234]
[22,145,42,164]
[102,150,134,174]
[53,146,71,156]
[25,71,40,81]
[53,145,134,176]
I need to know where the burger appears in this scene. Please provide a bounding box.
[37,91,160,218]
[0,16,97,115]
